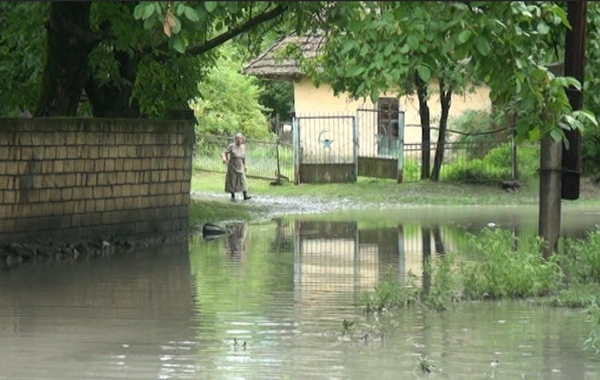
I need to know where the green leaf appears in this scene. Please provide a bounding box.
[457,30,472,44]
[204,1,217,13]
[574,110,599,127]
[143,16,157,30]
[184,6,200,22]
[384,43,393,57]
[407,35,419,51]
[537,22,550,35]
[172,34,186,54]
[347,66,365,77]
[549,128,563,142]
[370,88,380,104]
[175,3,185,16]
[142,3,155,20]
[475,38,491,56]
[172,15,182,34]
[417,65,431,82]
[133,4,144,20]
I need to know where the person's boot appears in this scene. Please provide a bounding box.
[230,192,236,201]
[243,191,252,201]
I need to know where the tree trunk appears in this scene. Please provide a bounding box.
[421,226,432,294]
[415,73,431,180]
[35,2,96,117]
[432,225,445,255]
[430,79,452,181]
[85,50,142,118]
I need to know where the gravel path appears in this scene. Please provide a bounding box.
[190,191,387,218]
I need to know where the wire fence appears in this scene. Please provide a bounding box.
[193,134,294,182]
[193,127,537,184]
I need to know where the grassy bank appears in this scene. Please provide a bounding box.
[192,170,600,206]
[189,199,263,229]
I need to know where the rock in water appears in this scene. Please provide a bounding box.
[202,223,228,239]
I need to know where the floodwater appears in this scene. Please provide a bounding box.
[0,206,599,379]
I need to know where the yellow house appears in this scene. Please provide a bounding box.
[242,33,492,182]
[243,33,491,136]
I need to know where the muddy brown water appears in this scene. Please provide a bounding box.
[0,206,599,379]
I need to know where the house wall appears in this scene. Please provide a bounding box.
[0,118,194,244]
[293,76,491,162]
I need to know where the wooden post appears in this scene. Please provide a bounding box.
[352,114,358,183]
[292,113,300,185]
[510,115,519,181]
[562,1,587,200]
[397,111,405,183]
[539,62,565,259]
[539,137,563,259]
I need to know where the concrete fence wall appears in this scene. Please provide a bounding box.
[0,118,195,243]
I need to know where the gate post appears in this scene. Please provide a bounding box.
[292,116,300,185]
[352,114,358,183]
[396,111,406,183]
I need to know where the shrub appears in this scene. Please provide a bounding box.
[443,143,539,183]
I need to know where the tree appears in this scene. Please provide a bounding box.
[190,41,272,140]
[299,2,483,180]
[0,1,322,118]
[0,2,47,116]
[291,1,596,179]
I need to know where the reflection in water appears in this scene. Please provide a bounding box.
[188,215,600,379]
[224,222,247,261]
[0,208,599,379]
[0,243,194,380]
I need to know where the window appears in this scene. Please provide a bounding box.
[377,97,400,138]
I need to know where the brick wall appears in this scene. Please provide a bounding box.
[0,118,195,243]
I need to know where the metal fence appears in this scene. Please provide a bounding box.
[193,134,294,182]
[399,125,533,182]
[193,125,537,184]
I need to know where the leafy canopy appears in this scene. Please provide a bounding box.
[289,1,597,142]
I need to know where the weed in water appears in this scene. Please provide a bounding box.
[418,355,435,374]
[563,227,600,284]
[363,270,420,314]
[342,319,355,335]
[423,254,461,311]
[584,301,600,354]
[459,228,563,300]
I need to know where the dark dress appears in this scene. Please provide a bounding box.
[224,143,247,193]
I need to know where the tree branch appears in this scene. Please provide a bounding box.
[185,4,287,56]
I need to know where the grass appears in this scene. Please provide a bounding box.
[189,198,264,229]
[192,170,600,207]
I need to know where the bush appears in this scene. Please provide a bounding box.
[449,109,505,159]
[403,159,421,182]
[443,143,539,183]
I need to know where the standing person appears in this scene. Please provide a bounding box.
[222,132,252,201]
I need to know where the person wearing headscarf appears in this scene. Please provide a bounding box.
[221,132,252,200]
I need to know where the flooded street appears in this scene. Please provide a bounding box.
[0,206,599,379]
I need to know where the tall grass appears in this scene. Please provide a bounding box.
[459,229,562,299]
[364,226,600,311]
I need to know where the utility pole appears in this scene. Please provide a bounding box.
[562,1,587,200]
[539,1,587,259]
